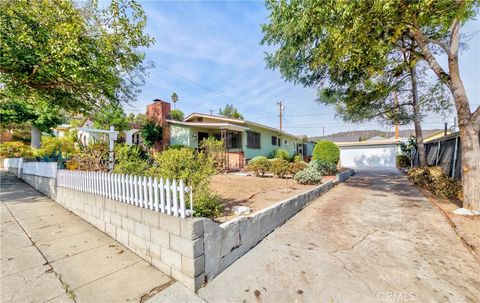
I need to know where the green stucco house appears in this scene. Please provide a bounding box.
[146,99,313,169]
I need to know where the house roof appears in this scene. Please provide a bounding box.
[183,113,304,140]
[167,120,249,132]
[335,138,401,147]
[54,124,73,130]
[366,136,388,141]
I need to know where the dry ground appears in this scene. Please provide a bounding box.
[210,174,336,223]
[199,168,480,303]
[418,188,480,262]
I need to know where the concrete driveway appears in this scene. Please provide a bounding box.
[198,168,480,303]
[0,172,174,302]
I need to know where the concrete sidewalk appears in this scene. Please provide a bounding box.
[198,169,480,302]
[1,171,174,302]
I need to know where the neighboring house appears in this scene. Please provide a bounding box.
[54,119,141,146]
[146,99,311,169]
[124,123,142,145]
[52,124,74,138]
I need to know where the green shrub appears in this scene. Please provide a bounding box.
[148,148,215,188]
[140,120,163,148]
[294,167,323,185]
[246,157,271,177]
[0,141,33,158]
[396,155,410,168]
[148,148,221,218]
[249,155,268,163]
[168,144,189,150]
[170,109,185,121]
[200,137,226,170]
[191,190,223,218]
[113,144,150,175]
[309,160,337,175]
[270,158,290,178]
[274,148,290,161]
[312,141,340,165]
[292,154,303,163]
[37,136,77,160]
[408,166,463,200]
[67,143,109,171]
[289,161,307,175]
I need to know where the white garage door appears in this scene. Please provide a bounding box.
[340,144,397,168]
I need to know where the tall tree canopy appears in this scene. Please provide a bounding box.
[0,0,154,141]
[262,0,480,209]
[93,104,130,132]
[218,104,243,119]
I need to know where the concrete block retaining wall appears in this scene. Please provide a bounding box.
[335,169,355,184]
[55,187,206,291]
[202,180,334,281]
[21,173,56,199]
[17,167,355,290]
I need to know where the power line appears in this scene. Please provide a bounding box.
[156,64,233,101]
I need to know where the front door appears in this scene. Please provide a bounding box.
[198,132,209,145]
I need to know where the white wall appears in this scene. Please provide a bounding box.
[22,162,57,178]
[340,144,398,168]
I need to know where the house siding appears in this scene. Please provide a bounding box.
[241,124,300,160]
[169,120,304,161]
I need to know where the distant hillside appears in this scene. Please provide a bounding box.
[311,129,443,142]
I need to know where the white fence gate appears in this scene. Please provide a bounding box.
[57,170,193,218]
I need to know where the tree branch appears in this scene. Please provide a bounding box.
[472,105,480,125]
[411,29,451,87]
[450,19,461,56]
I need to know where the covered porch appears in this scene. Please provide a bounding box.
[169,121,248,170]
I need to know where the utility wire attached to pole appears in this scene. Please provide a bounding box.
[277,101,285,131]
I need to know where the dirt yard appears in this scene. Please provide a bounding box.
[210,174,326,222]
[418,188,480,262]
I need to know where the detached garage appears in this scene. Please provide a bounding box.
[336,140,400,168]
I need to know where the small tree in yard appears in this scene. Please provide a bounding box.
[140,120,162,148]
[262,0,480,209]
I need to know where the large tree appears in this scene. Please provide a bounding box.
[262,0,480,209]
[0,0,153,146]
[319,44,452,166]
[93,104,130,132]
[218,104,244,119]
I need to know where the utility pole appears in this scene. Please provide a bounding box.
[209,109,214,115]
[277,101,285,131]
[322,126,325,138]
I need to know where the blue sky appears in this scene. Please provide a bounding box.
[129,1,480,136]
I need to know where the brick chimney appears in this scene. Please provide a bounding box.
[146,99,171,150]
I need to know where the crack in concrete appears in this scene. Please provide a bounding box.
[330,230,379,253]
[2,200,77,303]
[139,279,176,303]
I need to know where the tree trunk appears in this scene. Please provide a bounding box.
[409,65,427,166]
[459,121,480,209]
[31,125,41,148]
[449,55,480,210]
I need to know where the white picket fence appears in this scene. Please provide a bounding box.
[56,170,193,218]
